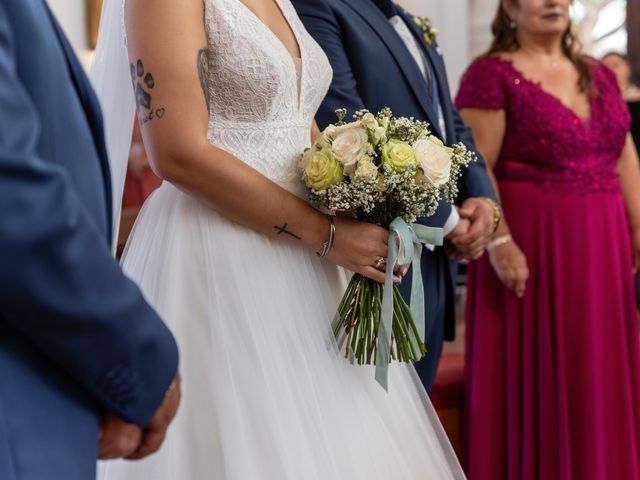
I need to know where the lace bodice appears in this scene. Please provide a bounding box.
[455,56,631,193]
[202,0,333,185]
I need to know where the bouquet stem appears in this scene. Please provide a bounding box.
[332,274,427,365]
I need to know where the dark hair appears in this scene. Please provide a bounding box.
[486,1,592,93]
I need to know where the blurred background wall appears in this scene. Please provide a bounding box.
[48,0,635,91]
[47,0,94,67]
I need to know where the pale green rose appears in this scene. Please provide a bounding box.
[354,156,379,181]
[382,139,416,171]
[414,137,452,186]
[360,112,378,129]
[299,144,318,171]
[304,149,344,190]
[331,126,370,176]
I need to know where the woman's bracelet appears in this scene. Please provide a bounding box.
[487,234,512,252]
[316,215,336,258]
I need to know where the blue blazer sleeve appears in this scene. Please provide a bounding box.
[0,8,178,428]
[294,0,454,227]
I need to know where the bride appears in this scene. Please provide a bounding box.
[92,0,465,478]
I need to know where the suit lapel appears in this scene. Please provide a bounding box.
[342,0,437,123]
[43,3,113,243]
[399,9,455,142]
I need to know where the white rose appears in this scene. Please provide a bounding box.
[320,125,337,145]
[332,120,362,136]
[331,127,369,176]
[413,137,452,186]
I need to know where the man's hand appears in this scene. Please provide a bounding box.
[98,415,143,460]
[126,373,182,460]
[446,215,470,240]
[450,198,495,260]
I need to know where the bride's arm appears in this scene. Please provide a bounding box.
[124,0,389,282]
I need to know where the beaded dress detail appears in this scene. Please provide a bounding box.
[457,56,630,193]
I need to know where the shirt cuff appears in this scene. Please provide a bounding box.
[442,207,460,237]
[425,207,459,251]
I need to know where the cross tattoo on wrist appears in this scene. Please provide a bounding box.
[274,223,302,240]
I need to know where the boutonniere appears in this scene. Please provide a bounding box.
[413,15,438,48]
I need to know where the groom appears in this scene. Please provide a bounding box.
[0,1,180,479]
[293,0,499,391]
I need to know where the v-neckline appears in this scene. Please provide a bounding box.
[235,0,304,111]
[498,56,592,124]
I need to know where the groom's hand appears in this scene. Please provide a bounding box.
[98,415,143,459]
[126,373,182,460]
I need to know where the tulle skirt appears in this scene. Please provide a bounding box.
[99,182,464,479]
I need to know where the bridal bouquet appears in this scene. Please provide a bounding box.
[299,108,474,388]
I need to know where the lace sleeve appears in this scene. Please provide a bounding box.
[455,56,508,111]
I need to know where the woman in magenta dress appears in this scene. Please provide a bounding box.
[455,0,640,478]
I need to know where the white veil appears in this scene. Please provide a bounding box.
[89,0,135,253]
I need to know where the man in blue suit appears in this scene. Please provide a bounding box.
[293,0,500,391]
[0,1,180,478]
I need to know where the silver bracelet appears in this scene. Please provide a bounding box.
[487,234,512,252]
[316,215,336,258]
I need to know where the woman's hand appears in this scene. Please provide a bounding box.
[488,240,529,298]
[326,217,404,284]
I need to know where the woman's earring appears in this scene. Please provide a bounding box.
[509,18,517,29]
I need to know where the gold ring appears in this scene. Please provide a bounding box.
[374,256,386,270]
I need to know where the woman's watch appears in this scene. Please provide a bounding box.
[481,197,502,232]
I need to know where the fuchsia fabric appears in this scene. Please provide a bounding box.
[456,55,640,480]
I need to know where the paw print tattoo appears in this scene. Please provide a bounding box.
[130,59,166,125]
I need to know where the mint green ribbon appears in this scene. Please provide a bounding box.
[375,218,444,390]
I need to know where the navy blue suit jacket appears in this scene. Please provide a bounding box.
[293,0,496,345]
[0,2,179,479]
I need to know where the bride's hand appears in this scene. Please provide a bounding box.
[326,217,402,284]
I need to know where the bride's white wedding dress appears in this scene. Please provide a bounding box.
[100,0,464,478]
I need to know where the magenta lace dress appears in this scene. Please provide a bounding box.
[456,56,640,480]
